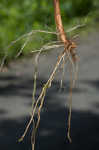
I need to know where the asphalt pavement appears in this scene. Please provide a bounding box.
[0,31,99,150]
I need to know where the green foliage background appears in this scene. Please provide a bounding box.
[0,0,99,65]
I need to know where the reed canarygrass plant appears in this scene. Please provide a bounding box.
[1,0,84,150]
[18,1,80,150]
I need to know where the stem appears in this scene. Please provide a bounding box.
[53,0,77,62]
[53,0,68,45]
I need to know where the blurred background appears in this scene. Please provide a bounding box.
[0,1,99,150]
[0,0,99,66]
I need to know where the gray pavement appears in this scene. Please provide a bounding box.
[0,31,99,150]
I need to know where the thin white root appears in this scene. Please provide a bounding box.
[19,49,66,142]
[66,24,85,33]
[16,36,31,58]
[67,62,73,143]
[0,54,7,72]
[31,44,64,53]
